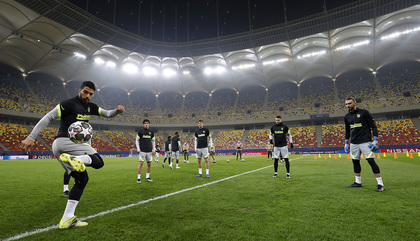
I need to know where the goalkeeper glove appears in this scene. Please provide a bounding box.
[368,137,379,151]
[269,139,273,144]
[344,140,350,154]
[290,143,293,149]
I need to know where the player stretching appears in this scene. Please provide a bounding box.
[162,136,171,168]
[154,144,160,163]
[183,142,190,163]
[344,97,384,192]
[171,132,181,169]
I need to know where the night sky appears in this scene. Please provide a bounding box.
[67,0,357,42]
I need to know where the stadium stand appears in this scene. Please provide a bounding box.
[266,82,298,111]
[208,89,237,116]
[376,119,420,145]
[159,92,183,117]
[321,124,345,147]
[22,104,51,114]
[244,129,270,149]
[102,130,134,152]
[289,126,317,148]
[91,130,118,152]
[38,127,58,148]
[336,71,378,102]
[300,77,335,107]
[4,67,417,125]
[0,75,36,104]
[129,90,157,119]
[98,87,130,110]
[378,70,420,97]
[236,86,266,114]
[213,130,244,150]
[0,98,21,111]
[183,92,210,119]
[26,78,66,106]
[0,123,48,151]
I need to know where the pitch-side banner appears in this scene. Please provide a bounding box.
[0,155,29,160]
[380,148,420,153]
[241,152,267,155]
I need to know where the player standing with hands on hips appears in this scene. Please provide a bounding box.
[344,97,384,192]
[270,115,293,179]
[20,81,125,229]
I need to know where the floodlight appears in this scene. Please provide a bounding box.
[232,63,256,70]
[297,50,326,59]
[94,57,105,64]
[262,59,288,66]
[214,66,226,74]
[380,26,420,41]
[106,61,116,68]
[163,68,177,77]
[143,66,158,76]
[74,52,87,59]
[122,63,138,74]
[334,40,370,51]
[203,67,213,75]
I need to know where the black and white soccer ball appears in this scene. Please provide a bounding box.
[68,121,93,144]
[227,159,230,163]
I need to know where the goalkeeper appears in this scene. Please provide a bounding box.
[344,97,384,192]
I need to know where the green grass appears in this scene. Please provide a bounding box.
[1,154,419,240]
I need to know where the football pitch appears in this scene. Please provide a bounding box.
[1,154,419,240]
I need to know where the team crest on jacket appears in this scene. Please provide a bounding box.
[357,114,360,118]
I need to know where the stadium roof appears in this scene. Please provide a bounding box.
[0,0,420,96]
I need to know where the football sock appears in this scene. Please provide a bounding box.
[64,172,70,185]
[76,155,92,165]
[64,185,69,192]
[198,168,202,175]
[355,176,361,184]
[62,199,79,221]
[285,158,290,173]
[274,159,279,172]
[206,169,209,175]
[163,158,167,163]
[376,177,383,186]
[146,173,150,179]
[77,153,103,169]
[137,174,141,179]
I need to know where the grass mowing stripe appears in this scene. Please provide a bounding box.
[5,157,304,241]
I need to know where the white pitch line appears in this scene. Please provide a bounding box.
[3,163,279,241]
[4,155,308,241]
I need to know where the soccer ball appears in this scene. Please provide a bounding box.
[68,121,93,144]
[227,159,230,163]
[241,159,245,162]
